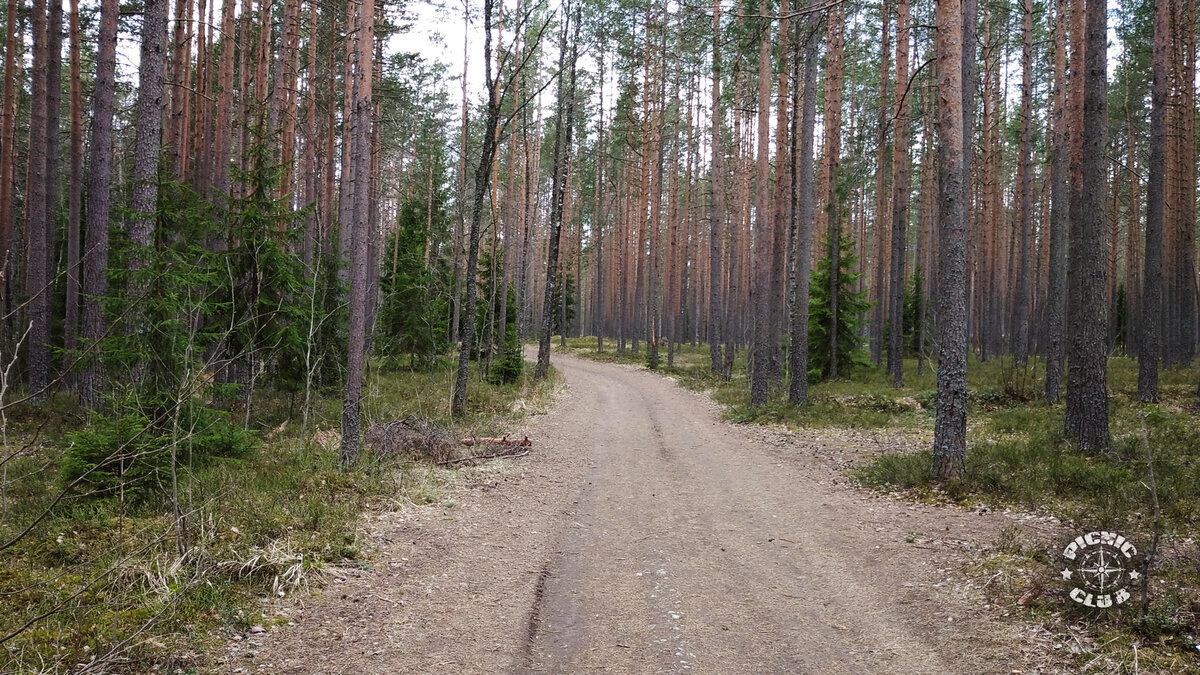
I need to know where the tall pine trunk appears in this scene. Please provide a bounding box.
[536,8,579,380]
[886,0,911,388]
[63,0,82,357]
[26,0,49,400]
[748,10,772,406]
[129,0,169,278]
[932,0,968,482]
[340,0,374,464]
[78,0,120,409]
[708,0,724,374]
[452,0,505,415]
[871,0,892,367]
[1012,0,1033,366]
[1065,0,1109,452]
[823,6,844,379]
[1138,0,1169,402]
[0,0,16,296]
[768,0,791,387]
[1045,0,1069,402]
[788,21,818,406]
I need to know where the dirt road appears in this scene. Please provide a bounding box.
[224,352,1058,674]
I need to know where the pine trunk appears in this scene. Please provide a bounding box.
[1012,0,1033,366]
[63,0,82,357]
[824,6,844,379]
[536,9,579,380]
[932,0,968,482]
[789,22,818,405]
[78,0,119,409]
[1045,0,1069,402]
[340,0,374,465]
[871,0,892,367]
[26,0,49,400]
[748,11,772,406]
[1138,0,1169,402]
[453,0,506,415]
[0,0,16,290]
[708,0,724,373]
[129,0,169,269]
[887,0,912,388]
[1067,0,1110,452]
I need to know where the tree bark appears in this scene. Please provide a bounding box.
[1066,0,1109,453]
[129,0,169,274]
[1063,0,1085,433]
[708,0,724,374]
[64,0,82,357]
[26,0,50,400]
[1012,0,1033,366]
[789,20,818,406]
[748,9,772,406]
[78,0,120,409]
[450,1,470,348]
[0,0,17,298]
[1138,0,1169,402]
[886,0,911,388]
[932,0,968,482]
[340,0,374,465]
[871,0,892,368]
[453,0,507,415]
[1122,70,1140,357]
[768,0,791,387]
[823,5,844,379]
[214,0,236,200]
[1045,0,1069,402]
[536,8,579,380]
[168,0,190,176]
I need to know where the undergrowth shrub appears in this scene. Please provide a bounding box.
[62,398,256,499]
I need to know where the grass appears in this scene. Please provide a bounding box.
[0,357,556,673]
[558,336,1200,672]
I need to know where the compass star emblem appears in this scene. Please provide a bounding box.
[1061,531,1139,609]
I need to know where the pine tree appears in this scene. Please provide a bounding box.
[379,201,448,370]
[807,230,871,382]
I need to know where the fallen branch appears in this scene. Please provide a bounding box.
[437,448,531,465]
[458,435,532,447]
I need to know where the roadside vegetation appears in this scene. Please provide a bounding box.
[0,361,554,673]
[558,337,1200,673]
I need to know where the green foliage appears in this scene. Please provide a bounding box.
[378,200,449,370]
[69,130,314,502]
[61,398,255,499]
[550,272,577,336]
[488,287,523,385]
[902,266,924,356]
[807,230,873,381]
[216,129,313,394]
[3,363,556,673]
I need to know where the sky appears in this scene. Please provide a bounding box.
[405,0,497,103]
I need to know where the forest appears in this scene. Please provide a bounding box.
[0,0,1198,670]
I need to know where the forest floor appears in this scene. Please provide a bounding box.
[221,348,1088,674]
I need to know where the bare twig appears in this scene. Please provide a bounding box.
[1138,412,1160,619]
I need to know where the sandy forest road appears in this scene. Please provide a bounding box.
[227,352,1063,674]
